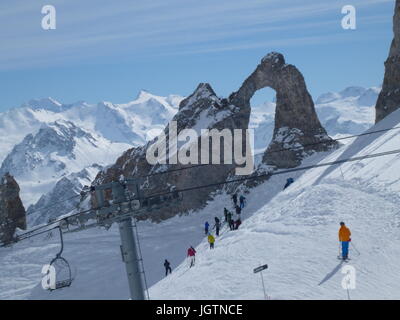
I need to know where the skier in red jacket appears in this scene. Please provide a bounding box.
[187,246,196,268]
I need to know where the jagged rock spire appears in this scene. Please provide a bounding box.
[0,173,26,244]
[375,0,400,123]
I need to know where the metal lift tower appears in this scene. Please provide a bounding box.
[13,179,182,300]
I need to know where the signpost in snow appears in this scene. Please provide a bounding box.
[253,264,268,274]
[253,264,268,300]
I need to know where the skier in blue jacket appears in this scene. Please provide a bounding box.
[204,221,210,235]
[284,178,294,190]
[239,195,246,209]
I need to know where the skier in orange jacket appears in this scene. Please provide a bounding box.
[338,222,351,260]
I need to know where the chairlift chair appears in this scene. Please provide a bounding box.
[48,227,73,290]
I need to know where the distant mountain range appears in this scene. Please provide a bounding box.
[0,91,183,212]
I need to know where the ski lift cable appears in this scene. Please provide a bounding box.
[140,148,400,200]
[10,207,95,244]
[30,194,81,214]
[252,125,400,158]
[127,125,400,179]
[0,194,83,234]
[15,225,60,242]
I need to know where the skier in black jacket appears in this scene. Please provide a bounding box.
[164,259,172,276]
[232,193,238,206]
[235,205,242,216]
[227,211,234,230]
[213,217,221,236]
[224,207,228,222]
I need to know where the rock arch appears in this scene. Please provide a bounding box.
[230,52,337,168]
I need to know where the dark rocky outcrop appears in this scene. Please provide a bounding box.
[93,83,249,221]
[230,52,337,168]
[0,173,26,244]
[376,0,400,123]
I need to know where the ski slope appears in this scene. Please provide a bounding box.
[150,109,400,300]
[1,110,400,300]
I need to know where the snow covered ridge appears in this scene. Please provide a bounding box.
[0,91,183,215]
[0,120,96,178]
[315,86,380,105]
[314,86,380,137]
[0,92,184,163]
[0,120,129,208]
[26,164,102,226]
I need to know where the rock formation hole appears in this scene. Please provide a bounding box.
[249,87,276,164]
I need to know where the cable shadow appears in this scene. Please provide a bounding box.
[313,115,400,186]
[318,261,344,286]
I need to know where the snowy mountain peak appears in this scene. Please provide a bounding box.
[22,97,63,112]
[338,86,367,98]
[178,83,217,111]
[358,87,381,106]
[316,86,381,106]
[37,120,96,144]
[136,89,153,101]
[194,83,216,96]
[0,120,98,195]
[315,92,341,104]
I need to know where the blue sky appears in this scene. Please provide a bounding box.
[0,0,396,111]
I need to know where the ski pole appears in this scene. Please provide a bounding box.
[350,242,360,256]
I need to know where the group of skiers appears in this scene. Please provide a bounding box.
[163,193,248,275]
[201,194,247,260]
[204,217,223,236]
[232,193,246,209]
[203,194,246,249]
[224,207,242,231]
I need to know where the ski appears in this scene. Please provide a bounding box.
[337,255,351,262]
